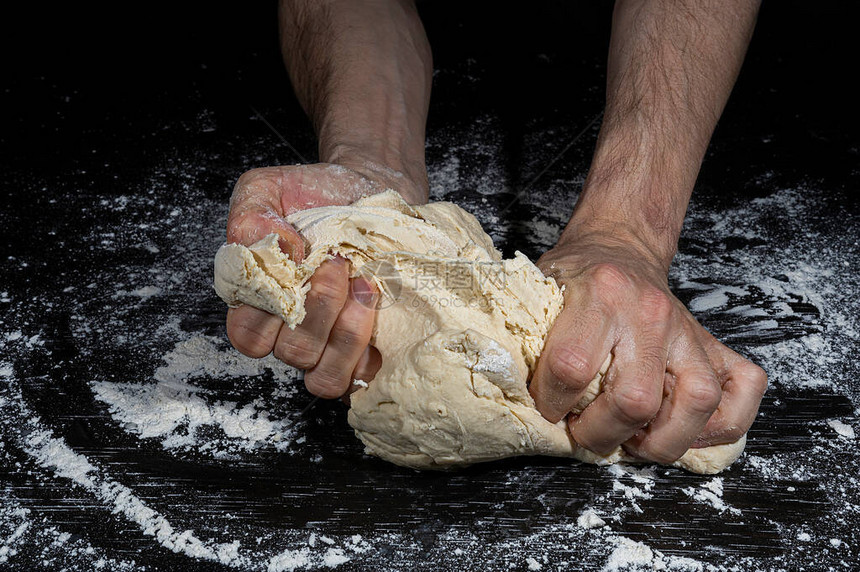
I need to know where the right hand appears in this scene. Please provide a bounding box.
[225,163,414,399]
[530,234,767,464]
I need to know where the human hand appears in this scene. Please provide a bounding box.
[225,163,421,399]
[529,232,767,463]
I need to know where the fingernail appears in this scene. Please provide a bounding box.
[351,278,378,307]
[277,234,305,262]
[278,237,295,258]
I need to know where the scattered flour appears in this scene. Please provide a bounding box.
[128,285,162,299]
[577,509,607,530]
[681,478,742,516]
[827,419,856,440]
[90,335,302,457]
[601,537,654,571]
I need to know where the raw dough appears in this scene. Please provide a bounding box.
[214,191,746,474]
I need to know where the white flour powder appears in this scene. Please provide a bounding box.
[90,336,301,457]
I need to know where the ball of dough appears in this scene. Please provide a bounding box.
[214,191,746,474]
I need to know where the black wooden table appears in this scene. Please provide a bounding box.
[2,2,858,570]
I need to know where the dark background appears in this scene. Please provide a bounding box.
[4,1,859,197]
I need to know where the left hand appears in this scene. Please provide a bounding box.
[224,164,394,399]
[529,232,767,463]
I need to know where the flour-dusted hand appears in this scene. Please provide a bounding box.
[222,0,432,399]
[225,164,389,398]
[529,234,767,463]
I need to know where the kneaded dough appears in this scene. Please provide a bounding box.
[214,191,746,474]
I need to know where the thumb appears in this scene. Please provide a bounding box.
[226,206,305,264]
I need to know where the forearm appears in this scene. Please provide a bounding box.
[563,0,759,270]
[279,0,432,203]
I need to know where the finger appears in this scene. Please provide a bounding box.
[351,345,383,390]
[342,345,383,405]
[226,305,283,358]
[226,168,305,261]
[693,329,768,446]
[305,278,379,398]
[623,337,722,463]
[530,302,615,423]
[570,294,672,455]
[273,256,350,368]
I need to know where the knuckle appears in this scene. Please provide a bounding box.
[640,345,667,365]
[229,332,273,359]
[739,361,769,396]
[329,327,362,349]
[227,323,276,359]
[225,211,252,244]
[547,345,599,390]
[571,306,610,335]
[638,287,673,320]
[634,348,668,383]
[707,406,753,443]
[308,279,348,310]
[330,317,370,348]
[685,375,722,415]
[305,371,347,399]
[705,363,768,441]
[591,262,633,308]
[235,167,275,189]
[590,263,632,300]
[611,384,661,425]
[274,336,322,369]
